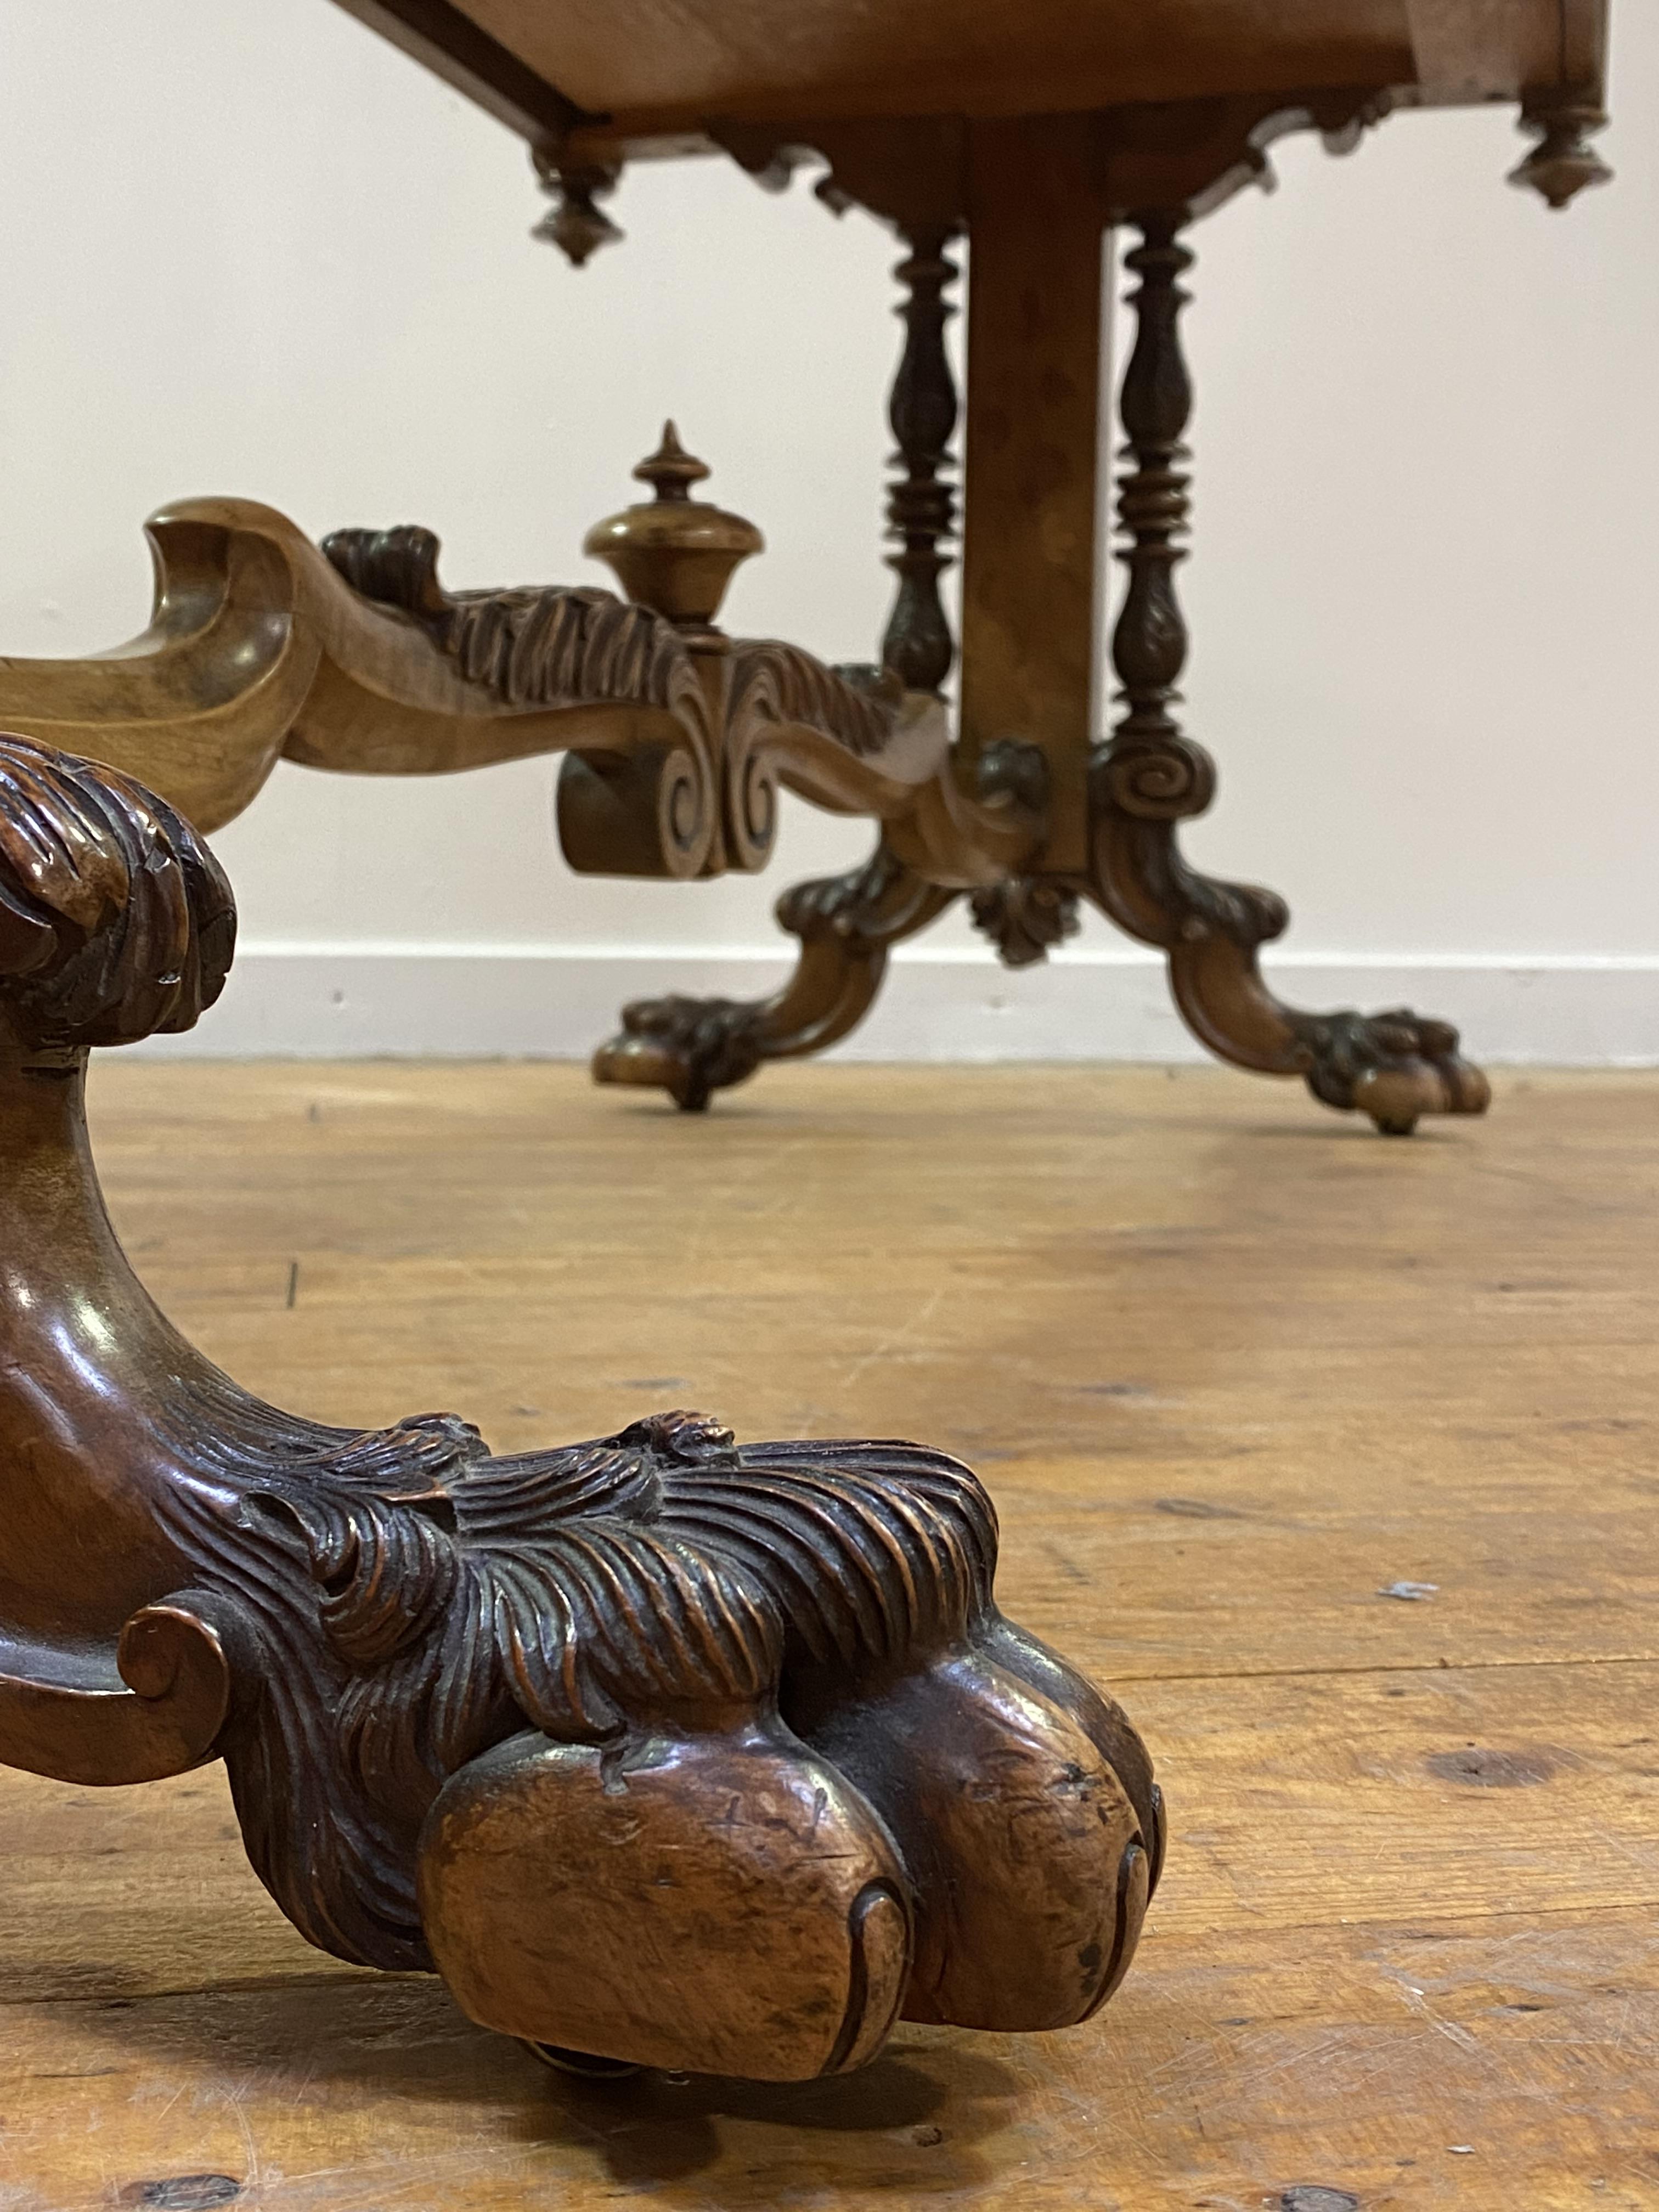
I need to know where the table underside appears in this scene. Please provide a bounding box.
[336,0,1607,141]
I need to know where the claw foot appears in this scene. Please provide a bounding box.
[593,994,765,1110]
[411,1427,1160,2078]
[1291,1007,1492,1135]
[591,843,956,1111]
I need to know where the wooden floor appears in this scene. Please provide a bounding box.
[3,1062,1655,2211]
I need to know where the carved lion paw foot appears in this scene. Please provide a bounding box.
[592,994,767,1109]
[408,1427,1161,2080]
[0,733,1156,2087]
[1290,1007,1492,1135]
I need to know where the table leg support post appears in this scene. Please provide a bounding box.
[1083,212,1491,1136]
[592,840,958,1109]
[590,228,983,1109]
[881,224,962,693]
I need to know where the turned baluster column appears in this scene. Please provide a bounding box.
[880,226,961,695]
[1089,210,1242,955]
[1110,215,1196,760]
[1087,210,1232,955]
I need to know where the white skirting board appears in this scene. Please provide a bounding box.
[127,944,1659,1064]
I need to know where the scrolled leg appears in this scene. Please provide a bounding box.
[1090,214,1491,1137]
[0,730,1156,2081]
[1088,732,1489,1136]
[592,839,957,1110]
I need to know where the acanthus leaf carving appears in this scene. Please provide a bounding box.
[322,516,944,884]
[969,878,1082,970]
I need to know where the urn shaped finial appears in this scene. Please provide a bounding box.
[584,425,764,630]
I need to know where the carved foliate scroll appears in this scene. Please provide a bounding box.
[0,466,1031,895]
[319,437,1017,888]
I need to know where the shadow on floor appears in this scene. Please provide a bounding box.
[67,1966,1029,2196]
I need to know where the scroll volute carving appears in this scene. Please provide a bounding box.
[322,515,727,884]
[0,739,242,1785]
[0,729,1161,2081]
[319,459,980,896]
[563,424,765,877]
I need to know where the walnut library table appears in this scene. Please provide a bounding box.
[0,0,1624,2126]
[0,0,1613,1131]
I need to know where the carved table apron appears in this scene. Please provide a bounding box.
[0,1,1611,1133]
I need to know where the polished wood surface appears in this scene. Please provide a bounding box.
[958,117,1105,877]
[341,0,1602,131]
[1,1057,1652,2206]
[0,482,1029,886]
[8,7,1612,1131]
[586,191,1494,1128]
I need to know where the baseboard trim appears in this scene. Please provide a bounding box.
[123,943,1659,1064]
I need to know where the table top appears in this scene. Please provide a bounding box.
[332,0,1607,144]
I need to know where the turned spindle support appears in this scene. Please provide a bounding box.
[881,225,962,695]
[1108,217,1194,754]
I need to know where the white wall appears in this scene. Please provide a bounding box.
[1,1,1655,1061]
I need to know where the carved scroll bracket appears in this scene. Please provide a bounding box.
[323,431,1041,893]
[0,438,1043,899]
[709,91,1397,243]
